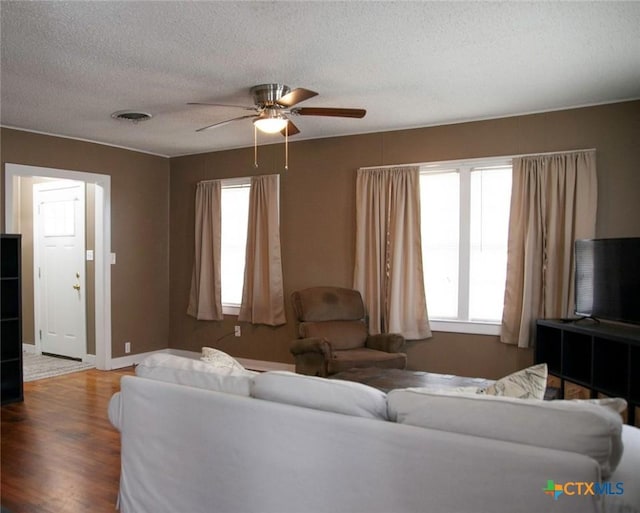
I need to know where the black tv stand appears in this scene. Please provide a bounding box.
[536,319,640,425]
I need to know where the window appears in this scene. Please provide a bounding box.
[220,178,251,313]
[42,199,76,237]
[420,158,512,334]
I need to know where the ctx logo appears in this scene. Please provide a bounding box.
[543,480,624,500]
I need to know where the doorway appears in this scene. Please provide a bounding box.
[33,180,87,359]
[4,163,112,370]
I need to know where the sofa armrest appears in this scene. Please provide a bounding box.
[108,392,122,431]
[365,333,404,353]
[290,337,332,358]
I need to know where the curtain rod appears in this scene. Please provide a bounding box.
[197,172,281,185]
[197,179,250,187]
[358,148,596,171]
[197,177,248,184]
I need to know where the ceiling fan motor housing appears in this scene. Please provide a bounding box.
[251,84,290,108]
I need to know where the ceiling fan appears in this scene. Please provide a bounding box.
[189,83,366,136]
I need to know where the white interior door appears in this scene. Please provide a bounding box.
[34,181,87,359]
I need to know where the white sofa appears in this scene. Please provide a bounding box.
[108,355,640,513]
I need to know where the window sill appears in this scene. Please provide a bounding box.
[222,304,240,316]
[429,320,501,336]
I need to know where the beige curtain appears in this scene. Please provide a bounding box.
[238,174,286,326]
[354,167,431,340]
[187,181,223,320]
[501,151,597,348]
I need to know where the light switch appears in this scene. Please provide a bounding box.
[86,250,94,261]
[111,253,116,265]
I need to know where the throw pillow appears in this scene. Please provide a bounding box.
[483,363,547,400]
[251,371,388,420]
[201,347,246,373]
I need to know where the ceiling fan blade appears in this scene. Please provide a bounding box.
[188,102,255,111]
[294,107,366,118]
[196,114,258,132]
[276,88,318,107]
[280,119,300,136]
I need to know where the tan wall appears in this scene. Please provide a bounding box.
[1,128,171,358]
[2,101,638,376]
[169,100,640,379]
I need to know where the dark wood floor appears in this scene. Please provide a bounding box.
[1,368,133,513]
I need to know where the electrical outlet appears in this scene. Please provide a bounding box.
[125,341,131,354]
[234,325,241,337]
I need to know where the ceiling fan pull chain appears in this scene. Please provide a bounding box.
[254,125,258,168]
[285,123,289,170]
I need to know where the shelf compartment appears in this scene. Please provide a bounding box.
[0,236,20,278]
[1,360,23,404]
[593,337,629,397]
[630,346,640,403]
[0,319,21,360]
[1,279,20,319]
[536,325,562,374]
[562,331,592,384]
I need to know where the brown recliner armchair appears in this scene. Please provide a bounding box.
[290,286,407,376]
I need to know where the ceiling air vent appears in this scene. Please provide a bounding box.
[111,110,152,123]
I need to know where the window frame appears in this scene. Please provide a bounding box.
[420,156,512,335]
[220,176,252,316]
[218,174,281,316]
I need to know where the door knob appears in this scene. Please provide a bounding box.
[73,284,81,291]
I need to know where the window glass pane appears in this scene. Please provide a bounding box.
[469,167,512,321]
[420,171,459,319]
[42,200,75,237]
[221,185,250,306]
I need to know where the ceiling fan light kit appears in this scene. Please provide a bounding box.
[253,110,289,134]
[190,83,366,169]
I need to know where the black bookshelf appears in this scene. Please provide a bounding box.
[1,234,23,405]
[536,319,640,424]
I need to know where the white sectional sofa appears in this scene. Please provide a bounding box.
[108,354,640,513]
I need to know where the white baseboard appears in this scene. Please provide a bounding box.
[22,343,38,354]
[109,350,165,370]
[83,354,96,365]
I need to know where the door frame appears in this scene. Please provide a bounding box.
[33,179,88,360]
[4,163,112,370]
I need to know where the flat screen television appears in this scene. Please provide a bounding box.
[575,237,640,325]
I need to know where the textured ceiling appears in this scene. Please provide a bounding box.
[1,1,639,157]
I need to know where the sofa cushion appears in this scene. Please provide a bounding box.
[572,397,627,414]
[135,353,256,396]
[483,363,548,400]
[251,371,388,420]
[608,425,640,513]
[299,320,368,350]
[387,388,623,478]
